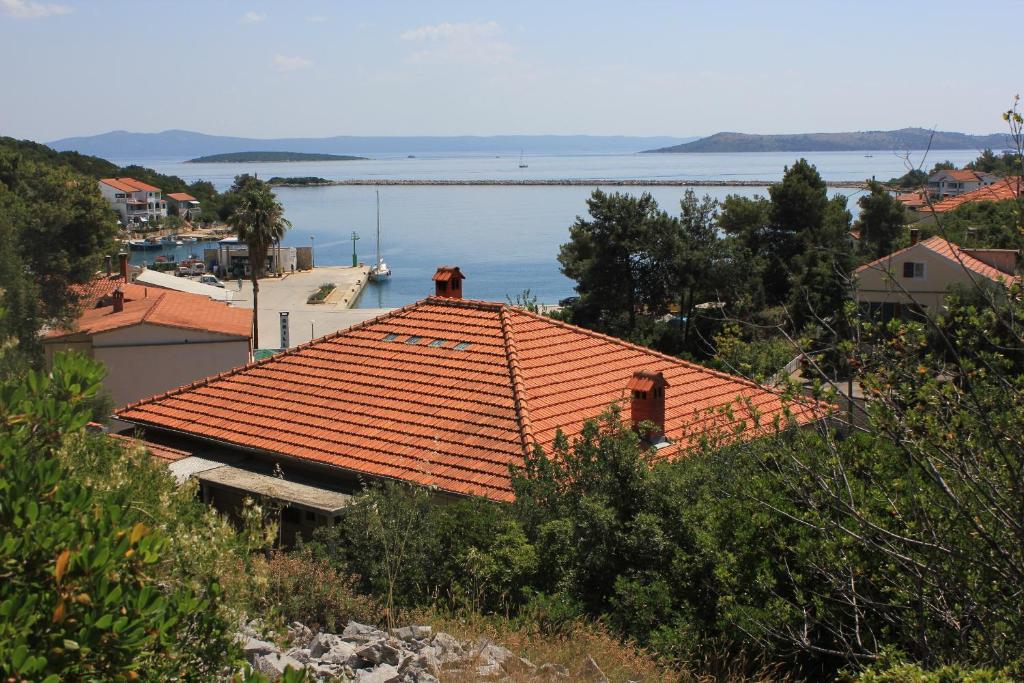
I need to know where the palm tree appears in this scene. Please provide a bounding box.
[225,177,291,349]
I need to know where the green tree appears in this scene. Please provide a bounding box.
[0,151,118,363]
[856,180,908,259]
[225,175,291,348]
[675,191,721,347]
[558,190,680,336]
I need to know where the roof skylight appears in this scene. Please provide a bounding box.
[428,339,446,348]
[382,333,399,342]
[453,342,471,351]
[406,335,423,345]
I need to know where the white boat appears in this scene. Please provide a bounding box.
[518,149,528,168]
[368,189,391,282]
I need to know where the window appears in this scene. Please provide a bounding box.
[405,335,422,345]
[281,507,300,523]
[428,339,446,348]
[453,342,471,351]
[902,262,925,278]
[382,333,399,342]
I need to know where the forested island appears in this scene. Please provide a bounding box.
[267,176,332,186]
[186,151,368,163]
[645,127,1010,153]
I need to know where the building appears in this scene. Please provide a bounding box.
[98,177,168,225]
[45,260,252,408]
[205,239,312,276]
[925,176,1023,213]
[166,192,202,221]
[114,267,826,540]
[854,232,1019,320]
[926,169,997,199]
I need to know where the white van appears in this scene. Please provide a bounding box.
[199,274,225,288]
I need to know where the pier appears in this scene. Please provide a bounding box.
[270,178,869,189]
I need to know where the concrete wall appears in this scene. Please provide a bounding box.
[89,324,250,407]
[854,242,1001,313]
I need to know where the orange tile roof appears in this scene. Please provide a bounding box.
[72,275,148,309]
[432,266,465,283]
[48,286,252,339]
[895,192,928,209]
[167,192,197,202]
[115,297,827,502]
[856,235,1018,285]
[937,169,988,183]
[928,177,1022,213]
[110,433,191,463]
[100,177,160,193]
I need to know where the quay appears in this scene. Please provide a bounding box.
[270,178,869,189]
[229,265,390,348]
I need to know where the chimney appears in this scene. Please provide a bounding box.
[909,228,920,246]
[432,266,465,299]
[118,252,129,282]
[628,370,669,443]
[105,254,113,276]
[112,287,125,313]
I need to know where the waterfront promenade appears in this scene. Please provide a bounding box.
[228,265,391,348]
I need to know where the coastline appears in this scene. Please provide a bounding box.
[269,178,868,189]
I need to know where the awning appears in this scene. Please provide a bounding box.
[198,464,353,514]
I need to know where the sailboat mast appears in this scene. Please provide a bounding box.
[375,189,381,265]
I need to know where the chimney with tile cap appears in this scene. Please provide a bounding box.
[432,266,465,299]
[118,252,129,282]
[112,287,125,313]
[628,370,668,442]
[909,228,920,246]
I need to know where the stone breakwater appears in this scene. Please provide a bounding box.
[236,620,614,683]
[269,178,867,189]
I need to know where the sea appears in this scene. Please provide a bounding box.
[120,149,980,307]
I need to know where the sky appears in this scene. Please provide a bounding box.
[0,0,1020,142]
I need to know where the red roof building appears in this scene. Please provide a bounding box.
[116,283,826,503]
[926,176,1023,213]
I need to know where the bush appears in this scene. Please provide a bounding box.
[306,282,336,304]
[0,353,236,680]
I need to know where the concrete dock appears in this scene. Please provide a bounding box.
[228,265,394,348]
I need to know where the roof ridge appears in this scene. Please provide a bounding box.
[115,297,432,414]
[498,305,537,456]
[855,235,947,273]
[506,305,813,403]
[139,289,167,324]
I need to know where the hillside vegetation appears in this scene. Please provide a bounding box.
[187,151,367,163]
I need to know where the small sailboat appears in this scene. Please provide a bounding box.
[368,189,391,282]
[518,149,528,168]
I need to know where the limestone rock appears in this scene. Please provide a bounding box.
[242,637,280,662]
[581,655,609,683]
[288,621,314,648]
[356,663,400,683]
[254,652,306,679]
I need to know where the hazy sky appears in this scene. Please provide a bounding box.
[1,0,1019,142]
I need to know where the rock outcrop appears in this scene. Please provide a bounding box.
[236,620,609,683]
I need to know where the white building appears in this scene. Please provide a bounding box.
[166,192,202,220]
[98,177,168,225]
[925,169,997,199]
[44,278,252,408]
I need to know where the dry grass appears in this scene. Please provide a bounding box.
[407,610,791,683]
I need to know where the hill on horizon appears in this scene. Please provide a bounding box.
[46,130,698,160]
[645,127,1011,153]
[187,151,368,163]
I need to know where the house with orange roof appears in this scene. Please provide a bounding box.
[113,267,828,542]
[98,177,167,225]
[924,176,1022,214]
[854,231,1019,321]
[166,192,201,221]
[926,169,997,199]
[45,272,252,408]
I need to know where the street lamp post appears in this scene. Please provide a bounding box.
[309,235,315,270]
[310,319,315,342]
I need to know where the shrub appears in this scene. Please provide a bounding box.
[0,353,236,680]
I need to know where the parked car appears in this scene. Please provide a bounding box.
[176,265,191,277]
[199,274,225,288]
[191,262,206,275]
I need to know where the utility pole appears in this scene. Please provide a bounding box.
[350,231,360,268]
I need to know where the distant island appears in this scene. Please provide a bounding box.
[186,151,367,163]
[267,176,333,186]
[644,128,1010,153]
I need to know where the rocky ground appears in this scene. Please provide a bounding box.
[238,620,615,683]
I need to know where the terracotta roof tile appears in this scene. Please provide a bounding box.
[167,192,197,201]
[100,177,161,193]
[48,284,252,339]
[928,177,1022,213]
[116,297,827,501]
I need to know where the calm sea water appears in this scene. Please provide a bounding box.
[123,149,980,307]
